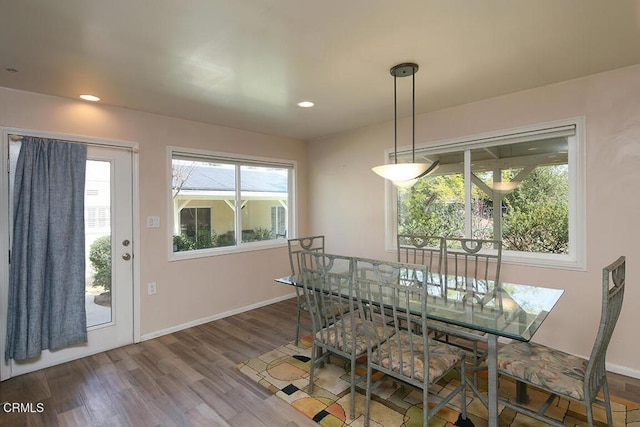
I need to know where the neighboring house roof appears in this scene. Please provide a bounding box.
[176,164,287,193]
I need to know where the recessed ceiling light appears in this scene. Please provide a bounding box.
[79,94,101,102]
[297,101,314,108]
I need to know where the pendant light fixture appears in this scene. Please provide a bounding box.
[372,63,439,186]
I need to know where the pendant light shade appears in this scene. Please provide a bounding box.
[372,63,439,186]
[371,163,431,182]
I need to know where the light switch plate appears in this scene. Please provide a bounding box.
[146,216,160,228]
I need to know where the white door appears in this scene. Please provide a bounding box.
[1,140,135,379]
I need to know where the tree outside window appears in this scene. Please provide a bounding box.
[397,134,570,256]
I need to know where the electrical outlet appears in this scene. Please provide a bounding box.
[147,282,157,295]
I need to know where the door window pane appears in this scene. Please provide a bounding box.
[85,160,112,328]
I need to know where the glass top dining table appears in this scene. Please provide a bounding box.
[275,271,564,426]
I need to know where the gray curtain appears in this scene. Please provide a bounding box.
[5,137,88,361]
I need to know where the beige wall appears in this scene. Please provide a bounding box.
[308,65,640,376]
[0,87,308,336]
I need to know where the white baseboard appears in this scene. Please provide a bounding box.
[607,361,640,379]
[140,292,297,342]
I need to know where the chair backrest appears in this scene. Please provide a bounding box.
[584,256,626,399]
[287,235,325,277]
[443,237,502,292]
[353,257,430,388]
[299,251,356,352]
[397,234,444,282]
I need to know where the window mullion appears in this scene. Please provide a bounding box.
[235,165,242,246]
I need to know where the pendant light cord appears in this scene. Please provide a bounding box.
[412,69,416,163]
[394,74,398,165]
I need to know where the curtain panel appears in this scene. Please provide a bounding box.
[5,137,88,361]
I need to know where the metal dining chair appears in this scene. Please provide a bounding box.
[497,256,626,427]
[300,251,387,420]
[397,234,444,284]
[353,257,469,427]
[443,237,503,291]
[287,235,325,345]
[396,234,444,332]
[433,237,503,385]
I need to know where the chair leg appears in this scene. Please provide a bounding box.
[602,379,613,427]
[516,380,530,403]
[364,364,372,427]
[586,398,594,427]
[423,381,429,427]
[309,343,317,394]
[461,357,467,420]
[316,347,327,368]
[472,341,479,386]
[294,305,302,346]
[349,357,356,419]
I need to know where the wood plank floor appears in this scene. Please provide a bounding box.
[1,298,639,426]
[0,299,316,427]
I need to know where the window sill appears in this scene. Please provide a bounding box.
[501,251,585,271]
[169,239,287,262]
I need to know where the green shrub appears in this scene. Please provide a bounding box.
[173,233,195,251]
[174,230,217,251]
[253,227,274,241]
[215,232,236,247]
[89,235,112,292]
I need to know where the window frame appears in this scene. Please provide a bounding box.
[168,146,297,261]
[384,117,586,270]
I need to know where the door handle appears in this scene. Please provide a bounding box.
[122,253,132,261]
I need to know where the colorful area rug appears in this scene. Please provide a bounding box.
[237,336,639,426]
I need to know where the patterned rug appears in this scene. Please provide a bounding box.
[237,336,639,426]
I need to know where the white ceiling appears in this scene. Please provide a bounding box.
[2,1,640,140]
